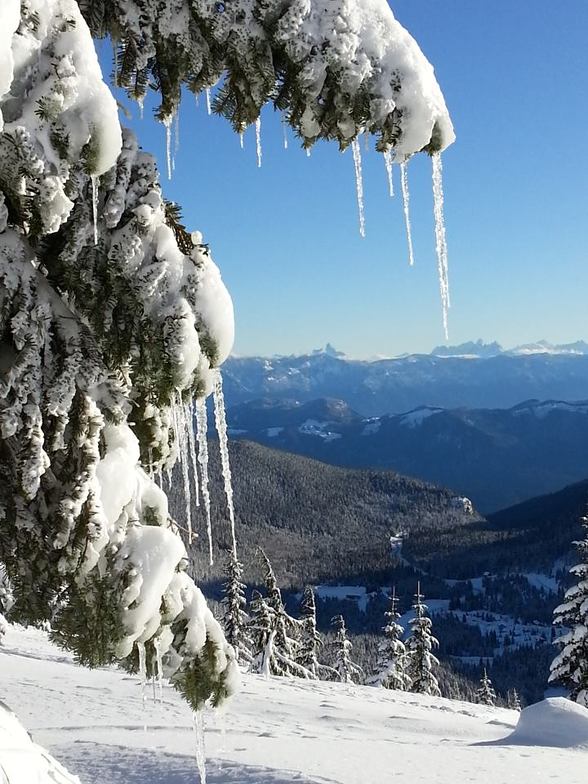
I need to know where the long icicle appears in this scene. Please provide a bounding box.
[205,88,212,115]
[351,139,366,238]
[176,394,193,545]
[91,176,99,246]
[196,399,213,566]
[282,122,289,150]
[164,117,172,180]
[137,641,147,732]
[383,150,394,198]
[432,152,450,340]
[154,637,163,704]
[193,710,207,784]
[186,400,200,509]
[400,161,415,266]
[213,370,237,558]
[255,117,262,168]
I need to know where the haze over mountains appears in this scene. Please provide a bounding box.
[224,340,588,416]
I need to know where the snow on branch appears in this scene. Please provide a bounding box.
[82,0,454,156]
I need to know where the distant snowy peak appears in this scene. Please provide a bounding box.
[509,340,588,356]
[431,339,588,359]
[431,340,504,358]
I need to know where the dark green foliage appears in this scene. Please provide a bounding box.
[50,574,125,668]
[172,637,233,710]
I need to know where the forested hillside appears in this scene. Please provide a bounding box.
[168,440,477,587]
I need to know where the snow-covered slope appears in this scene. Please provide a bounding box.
[1,625,586,784]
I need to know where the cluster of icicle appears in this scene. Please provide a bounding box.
[348,138,451,339]
[165,370,236,567]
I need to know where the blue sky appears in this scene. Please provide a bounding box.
[98,1,588,358]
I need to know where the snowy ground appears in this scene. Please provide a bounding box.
[1,625,586,784]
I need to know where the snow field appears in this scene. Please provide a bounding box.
[1,625,586,784]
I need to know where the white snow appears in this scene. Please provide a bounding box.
[399,406,442,427]
[361,419,382,436]
[0,701,79,784]
[503,698,588,749]
[298,420,342,441]
[1,625,585,784]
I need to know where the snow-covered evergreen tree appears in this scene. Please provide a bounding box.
[475,668,496,707]
[221,548,252,666]
[405,584,441,697]
[549,517,588,707]
[331,614,362,684]
[0,0,237,710]
[251,550,313,678]
[297,586,326,678]
[0,0,453,712]
[506,688,522,711]
[249,589,276,678]
[368,587,410,691]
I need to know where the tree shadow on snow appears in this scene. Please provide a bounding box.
[50,742,336,784]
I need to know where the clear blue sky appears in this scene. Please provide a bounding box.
[98,1,588,358]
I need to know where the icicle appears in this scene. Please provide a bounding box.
[154,638,164,704]
[383,150,394,198]
[138,96,144,120]
[151,675,156,702]
[306,147,311,158]
[205,88,212,116]
[164,117,172,180]
[193,710,207,784]
[175,110,181,156]
[91,175,99,246]
[282,123,288,150]
[363,131,370,152]
[175,393,193,545]
[196,399,213,566]
[186,400,200,509]
[213,371,237,558]
[432,152,450,340]
[351,139,366,238]
[137,641,147,731]
[112,40,119,87]
[400,161,415,266]
[239,132,244,149]
[255,116,262,168]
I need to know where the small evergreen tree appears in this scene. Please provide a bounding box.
[368,587,410,691]
[250,552,313,678]
[405,584,441,697]
[549,517,588,707]
[297,586,322,677]
[331,615,363,684]
[249,590,277,678]
[475,668,497,706]
[506,688,522,711]
[220,548,251,666]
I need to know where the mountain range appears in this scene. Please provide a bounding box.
[223,341,588,416]
[224,397,588,513]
